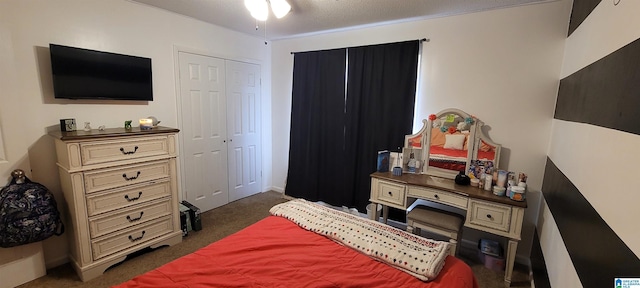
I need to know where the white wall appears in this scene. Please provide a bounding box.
[0,0,271,272]
[541,1,640,287]
[271,0,571,259]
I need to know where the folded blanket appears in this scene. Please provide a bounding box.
[270,199,450,281]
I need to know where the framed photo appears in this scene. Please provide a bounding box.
[377,150,390,172]
[402,148,423,173]
[59,118,76,132]
[468,160,494,178]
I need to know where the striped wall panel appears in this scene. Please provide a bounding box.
[544,1,640,286]
[542,158,640,287]
[555,37,640,136]
[567,0,601,36]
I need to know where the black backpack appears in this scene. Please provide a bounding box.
[0,171,64,248]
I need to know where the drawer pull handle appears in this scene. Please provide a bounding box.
[124,192,143,201]
[122,171,141,181]
[128,231,146,242]
[126,212,144,222]
[120,146,139,155]
[486,214,492,219]
[388,191,393,196]
[434,194,439,199]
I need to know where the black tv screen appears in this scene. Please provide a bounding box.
[50,44,153,101]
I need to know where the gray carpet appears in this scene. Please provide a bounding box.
[18,191,531,288]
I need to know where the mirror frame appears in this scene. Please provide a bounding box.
[472,121,502,171]
[404,119,428,149]
[423,108,476,179]
[404,108,501,180]
[402,119,428,173]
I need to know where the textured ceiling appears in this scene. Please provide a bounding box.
[130,0,554,40]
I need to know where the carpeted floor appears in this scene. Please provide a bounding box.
[18,191,532,288]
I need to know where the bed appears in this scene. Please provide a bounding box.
[115,199,478,288]
[428,145,469,171]
[427,128,468,171]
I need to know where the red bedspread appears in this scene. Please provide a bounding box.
[115,216,478,288]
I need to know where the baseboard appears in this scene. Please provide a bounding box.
[45,255,69,270]
[0,243,46,288]
[270,186,284,193]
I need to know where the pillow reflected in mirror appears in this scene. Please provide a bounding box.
[430,127,446,147]
[443,134,466,150]
[479,139,493,152]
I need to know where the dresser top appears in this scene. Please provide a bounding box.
[370,171,527,208]
[49,126,179,141]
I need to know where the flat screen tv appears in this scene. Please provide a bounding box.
[50,44,153,101]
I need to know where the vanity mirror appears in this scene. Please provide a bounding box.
[404,108,501,179]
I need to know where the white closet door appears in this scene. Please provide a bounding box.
[226,60,262,201]
[178,52,229,212]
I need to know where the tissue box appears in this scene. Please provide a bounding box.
[478,251,505,272]
[479,239,502,257]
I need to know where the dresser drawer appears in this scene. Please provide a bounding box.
[91,215,174,260]
[86,180,171,216]
[468,199,512,233]
[376,180,406,207]
[407,186,468,210]
[80,136,171,166]
[84,160,170,194]
[88,199,173,238]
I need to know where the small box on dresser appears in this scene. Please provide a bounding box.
[49,126,182,282]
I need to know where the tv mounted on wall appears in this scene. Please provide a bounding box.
[50,44,153,101]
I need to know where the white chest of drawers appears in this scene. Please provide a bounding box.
[50,127,182,281]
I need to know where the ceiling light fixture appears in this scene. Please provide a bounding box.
[244,0,291,21]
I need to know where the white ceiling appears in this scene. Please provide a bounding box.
[130,0,554,40]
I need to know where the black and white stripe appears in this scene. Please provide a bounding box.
[538,0,640,287]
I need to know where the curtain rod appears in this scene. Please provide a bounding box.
[290,38,430,55]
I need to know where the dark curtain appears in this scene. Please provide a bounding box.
[345,40,420,213]
[285,49,349,205]
[285,41,419,215]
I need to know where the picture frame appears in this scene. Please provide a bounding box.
[402,147,423,173]
[59,118,76,132]
[468,160,494,178]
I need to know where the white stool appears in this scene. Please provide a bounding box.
[407,206,464,256]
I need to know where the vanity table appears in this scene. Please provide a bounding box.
[369,172,526,286]
[370,108,525,287]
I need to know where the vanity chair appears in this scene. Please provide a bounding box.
[406,205,464,256]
